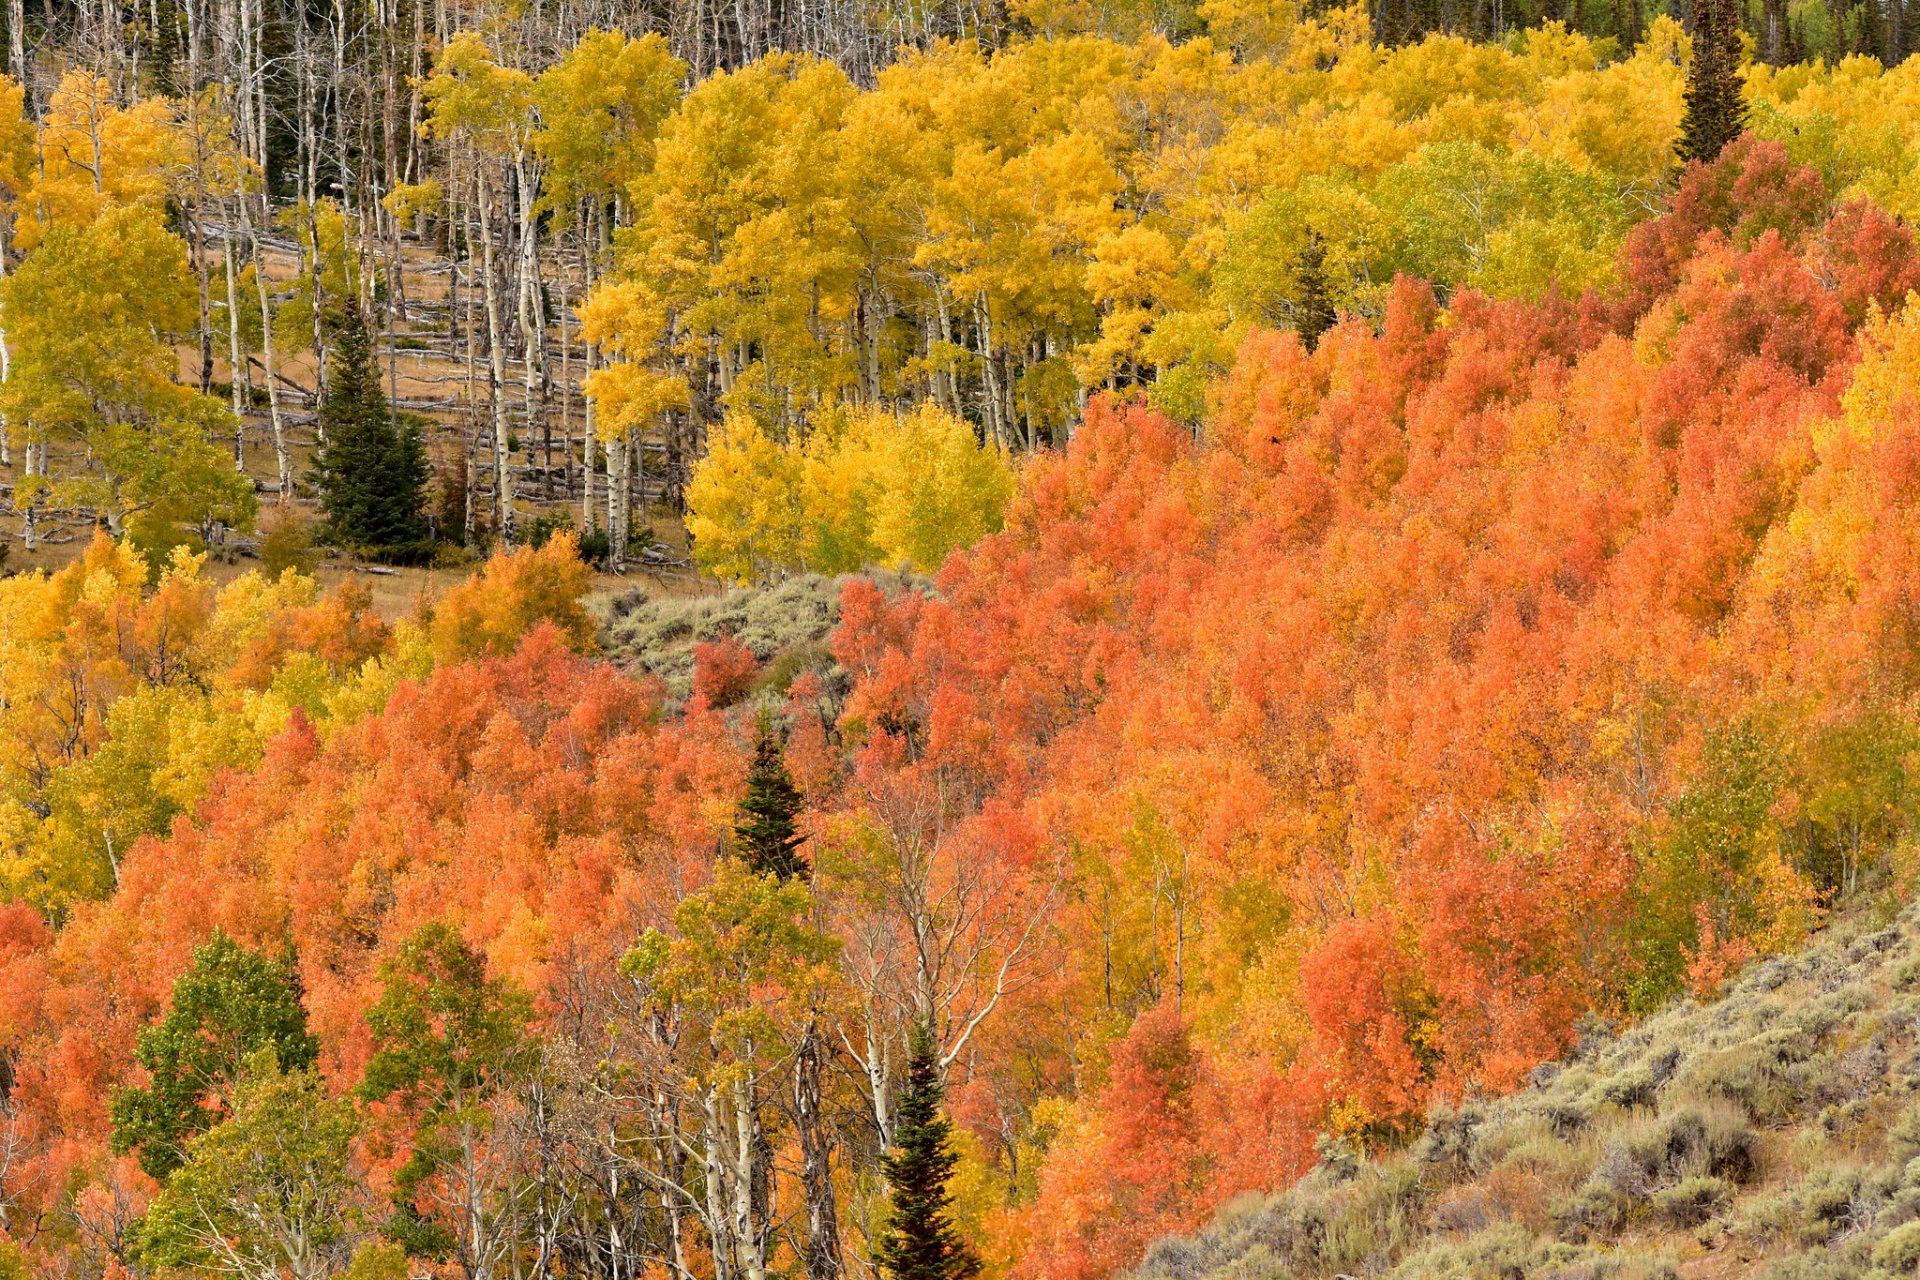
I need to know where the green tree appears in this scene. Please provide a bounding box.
[109,931,319,1180]
[1292,230,1336,352]
[310,299,430,553]
[137,1053,363,1280]
[875,1023,980,1280]
[622,859,843,1280]
[735,714,809,881]
[359,921,533,1263]
[0,205,253,540]
[1623,724,1815,1010]
[1678,0,1748,165]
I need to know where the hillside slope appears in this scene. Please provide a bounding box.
[1131,905,1920,1280]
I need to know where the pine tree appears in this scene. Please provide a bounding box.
[877,1024,980,1280]
[1293,229,1337,352]
[310,298,430,553]
[1678,0,1748,165]
[734,713,809,880]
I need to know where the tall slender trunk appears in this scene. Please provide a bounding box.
[701,1090,737,1280]
[795,1026,842,1280]
[463,427,478,546]
[579,207,604,535]
[513,152,546,496]
[607,428,628,573]
[8,0,25,106]
[224,202,248,426]
[729,1079,766,1280]
[975,293,1004,448]
[861,1021,893,1150]
[477,164,513,542]
[243,206,292,502]
[20,440,36,551]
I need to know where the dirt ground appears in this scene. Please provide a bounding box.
[0,230,716,622]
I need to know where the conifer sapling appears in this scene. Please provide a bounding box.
[734,712,809,881]
[1293,229,1337,352]
[311,297,430,554]
[876,1023,981,1280]
[1678,0,1748,165]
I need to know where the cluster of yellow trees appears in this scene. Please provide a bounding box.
[685,405,1013,581]
[0,72,263,549]
[584,11,1920,454]
[595,16,1920,579]
[590,15,1675,446]
[0,539,406,910]
[11,10,1920,569]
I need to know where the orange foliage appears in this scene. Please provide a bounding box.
[14,140,1920,1280]
[827,140,1920,1275]
[427,536,596,662]
[690,633,759,710]
[0,626,741,1218]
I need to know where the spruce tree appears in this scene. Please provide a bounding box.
[876,1024,981,1280]
[310,298,430,553]
[734,714,809,881]
[1293,229,1337,352]
[1677,0,1748,166]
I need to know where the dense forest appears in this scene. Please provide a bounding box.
[5,0,1920,1278]
[8,0,1920,566]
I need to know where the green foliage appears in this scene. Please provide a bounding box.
[623,857,840,1075]
[341,1240,411,1280]
[1652,1175,1733,1225]
[735,714,809,881]
[1215,177,1389,329]
[359,921,533,1258]
[136,1053,362,1280]
[360,922,533,1111]
[109,931,319,1179]
[877,1024,982,1280]
[1376,142,1631,298]
[1678,0,1748,166]
[1293,231,1337,351]
[311,300,431,554]
[1625,724,1806,1012]
[1793,707,1919,900]
[1872,1220,1920,1274]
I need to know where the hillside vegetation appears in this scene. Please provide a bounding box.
[12,0,1920,1273]
[1131,902,1920,1280]
[5,126,1920,1280]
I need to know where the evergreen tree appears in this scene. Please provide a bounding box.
[875,1024,980,1280]
[310,298,430,552]
[1678,0,1748,165]
[108,931,319,1179]
[734,713,809,881]
[1293,229,1337,352]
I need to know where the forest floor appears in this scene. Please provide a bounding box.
[0,228,714,621]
